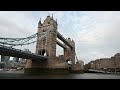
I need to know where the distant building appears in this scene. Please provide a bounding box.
[114,53,120,68]
[13,57,19,62]
[0,62,5,68]
[85,53,120,72]
[1,55,10,62]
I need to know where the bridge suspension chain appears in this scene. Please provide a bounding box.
[0,30,50,47]
[75,51,79,62]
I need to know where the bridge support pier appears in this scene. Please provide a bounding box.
[24,59,33,74]
[25,59,32,68]
[70,63,84,73]
[24,57,70,74]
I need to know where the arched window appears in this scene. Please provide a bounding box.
[43,29,45,32]
[39,49,46,56]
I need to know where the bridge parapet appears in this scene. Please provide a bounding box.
[0,45,47,60]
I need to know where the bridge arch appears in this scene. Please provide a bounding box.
[38,49,47,56]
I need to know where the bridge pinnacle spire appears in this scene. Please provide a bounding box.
[38,18,42,27]
[39,18,41,24]
[52,14,53,19]
[56,19,57,25]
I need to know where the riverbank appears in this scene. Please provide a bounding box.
[85,71,120,76]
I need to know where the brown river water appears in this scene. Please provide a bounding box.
[0,70,120,79]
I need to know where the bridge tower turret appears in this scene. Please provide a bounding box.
[36,15,57,57]
[64,38,75,64]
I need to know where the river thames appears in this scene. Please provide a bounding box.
[0,71,120,79]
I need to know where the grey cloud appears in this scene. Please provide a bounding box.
[1,11,120,64]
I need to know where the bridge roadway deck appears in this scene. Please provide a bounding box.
[0,45,47,60]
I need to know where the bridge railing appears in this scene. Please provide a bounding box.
[0,44,47,60]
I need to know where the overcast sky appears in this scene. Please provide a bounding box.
[0,11,120,64]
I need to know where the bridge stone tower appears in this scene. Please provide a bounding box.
[36,15,57,57]
[25,15,77,74]
[64,38,75,64]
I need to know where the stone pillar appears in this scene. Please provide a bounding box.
[24,58,48,74]
[25,59,32,68]
[24,59,33,74]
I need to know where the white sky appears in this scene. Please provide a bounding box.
[0,11,120,64]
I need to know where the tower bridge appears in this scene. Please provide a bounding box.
[0,15,82,74]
